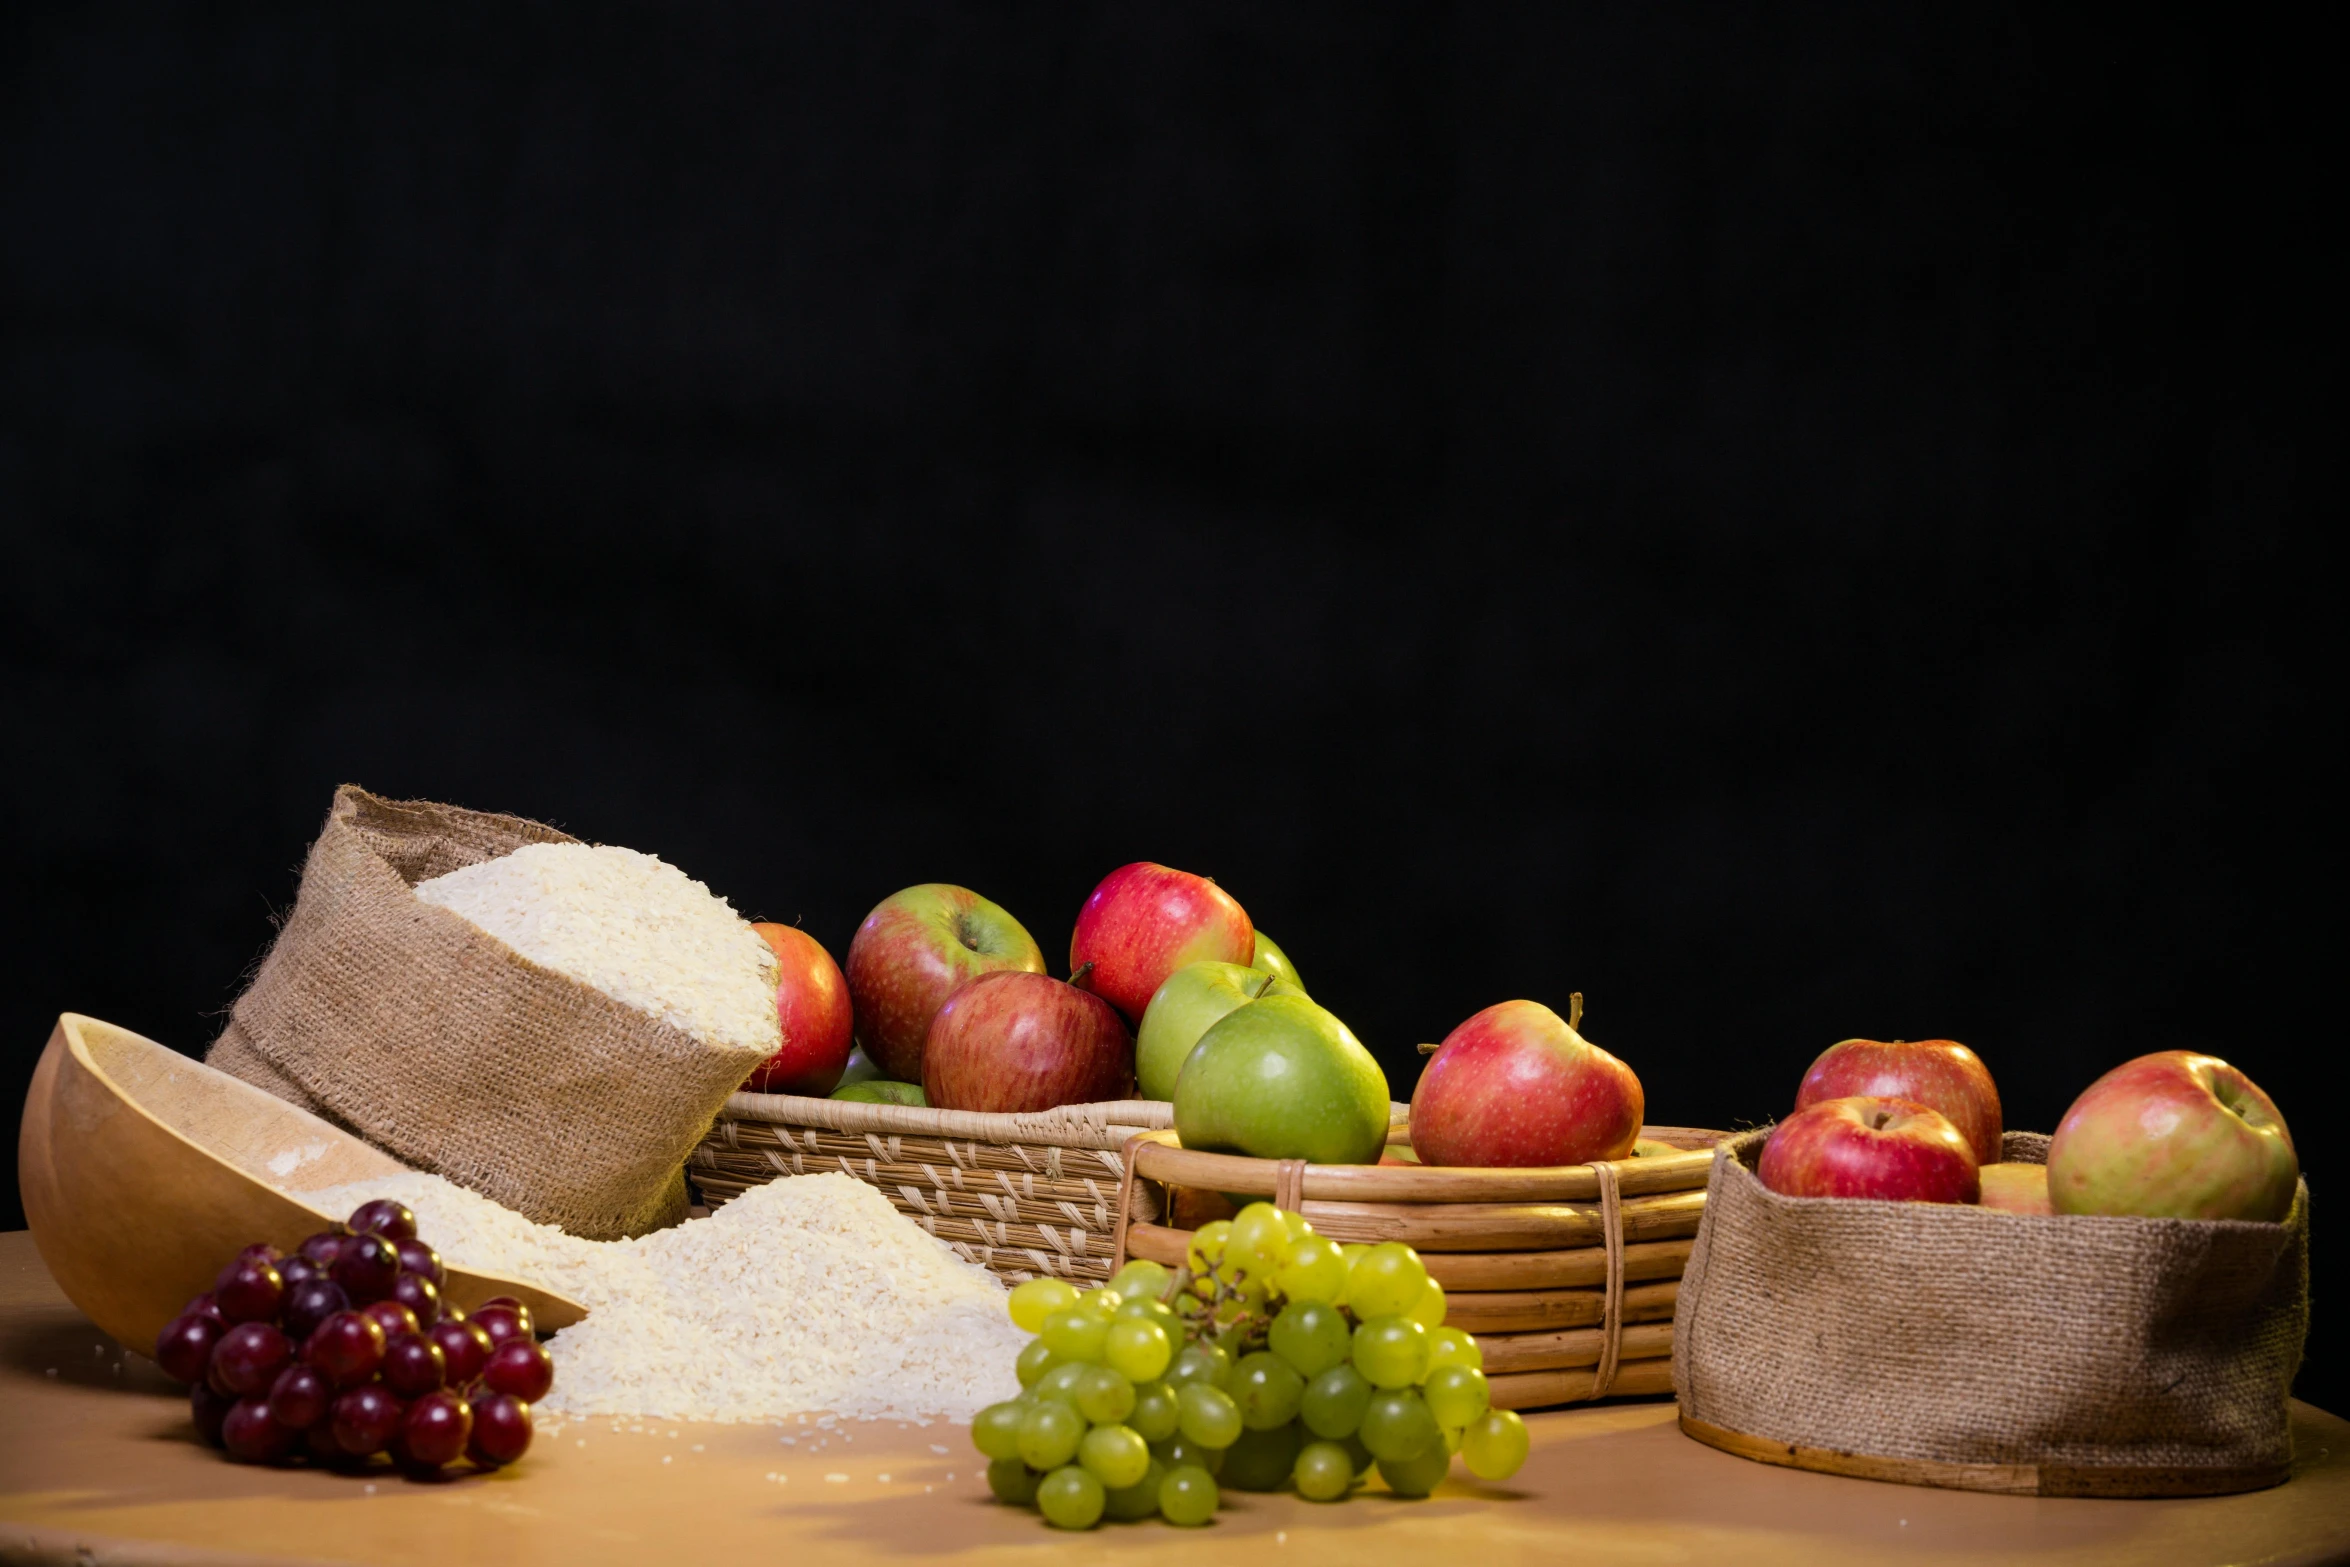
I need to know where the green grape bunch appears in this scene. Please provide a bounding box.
[968,1202,1531,1529]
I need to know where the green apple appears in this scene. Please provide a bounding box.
[1173,994,1390,1165]
[1135,962,1301,1100]
[1248,931,1307,994]
[831,1080,927,1106]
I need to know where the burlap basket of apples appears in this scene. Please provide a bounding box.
[1672,1042,2308,1498]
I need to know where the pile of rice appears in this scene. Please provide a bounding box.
[304,1171,1024,1423]
[413,843,780,1055]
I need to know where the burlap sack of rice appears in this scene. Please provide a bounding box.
[209,786,773,1240]
[1673,1128,2308,1492]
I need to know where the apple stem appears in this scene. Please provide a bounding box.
[1569,992,1584,1029]
[1251,971,1280,998]
[1069,960,1096,988]
[1416,1041,1439,1055]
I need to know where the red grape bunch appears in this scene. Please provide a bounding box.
[151,1199,552,1474]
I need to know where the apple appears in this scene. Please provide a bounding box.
[1795,1038,2002,1165]
[1409,1000,1643,1168]
[1069,863,1254,1024]
[845,885,1045,1082]
[741,923,856,1095]
[1248,931,1306,993]
[921,970,1134,1114]
[1756,1096,1979,1203]
[1134,961,1303,1100]
[1172,994,1390,1165]
[830,1080,927,1107]
[1978,1162,2053,1215]
[2046,1051,2297,1222]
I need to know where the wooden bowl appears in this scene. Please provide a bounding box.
[17,1013,586,1356]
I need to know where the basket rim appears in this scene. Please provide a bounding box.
[720,1092,1176,1150]
[1127,1124,1726,1203]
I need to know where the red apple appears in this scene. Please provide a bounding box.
[845,885,1046,1082]
[1409,1000,1643,1168]
[742,923,856,1095]
[1978,1162,2054,1215]
[2046,1051,2297,1221]
[921,971,1134,1114]
[1795,1038,2002,1165]
[1757,1096,1980,1203]
[1069,863,1254,1024]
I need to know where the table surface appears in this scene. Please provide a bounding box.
[2,1231,2346,1567]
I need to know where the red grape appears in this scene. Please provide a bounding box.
[221,1398,300,1464]
[190,1381,234,1447]
[395,1238,446,1286]
[347,1199,418,1242]
[467,1392,534,1467]
[390,1270,441,1328]
[382,1332,447,1399]
[332,1234,400,1304]
[471,1302,532,1349]
[298,1231,348,1267]
[397,1390,473,1470]
[303,1311,386,1389]
[267,1364,332,1430]
[281,1278,349,1343]
[328,1383,403,1457]
[154,1311,224,1385]
[363,1300,420,1343]
[279,1253,324,1288]
[208,1322,293,1398]
[212,1258,285,1325]
[302,1421,351,1466]
[236,1241,283,1267]
[482,1339,554,1402]
[181,1292,227,1325]
[429,1318,493,1387]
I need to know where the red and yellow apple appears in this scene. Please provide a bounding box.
[1068,863,1254,1024]
[1795,1038,2002,1165]
[1409,1000,1643,1168]
[1978,1162,2054,1215]
[921,971,1134,1114]
[1756,1096,1980,1203]
[742,923,855,1095]
[844,885,1045,1082]
[2046,1051,2297,1222]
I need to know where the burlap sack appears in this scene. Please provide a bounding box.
[209,786,774,1239]
[1673,1127,2309,1494]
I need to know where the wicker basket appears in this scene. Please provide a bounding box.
[690,1093,1722,1413]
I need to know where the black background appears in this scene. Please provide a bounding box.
[3,6,2337,1411]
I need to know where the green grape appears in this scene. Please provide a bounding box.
[1273,1235,1349,1304]
[1426,1326,1483,1373]
[1150,1435,1225,1476]
[1293,1440,1355,1501]
[1018,1399,1085,1469]
[1185,1220,1232,1275]
[1075,1364,1136,1425]
[971,1400,1026,1460]
[1037,1464,1105,1529]
[985,1456,1039,1505]
[1104,1318,1173,1383]
[1015,1338,1058,1387]
[1267,1300,1351,1378]
[1281,1208,1315,1241]
[1226,1203,1290,1283]
[1175,1382,1243,1448]
[1158,1464,1219,1526]
[1167,1342,1231,1391]
[1377,1439,1451,1498]
[1231,1351,1305,1430]
[1109,1258,1171,1301]
[1078,1287,1123,1315]
[1217,1421,1305,1492]
[1345,1242,1428,1319]
[1342,1431,1376,1477]
[1351,1315,1431,1389]
[1128,1380,1181,1443]
[1460,1408,1530,1481]
[1300,1363,1372,1440]
[1078,1423,1151,1489]
[1008,1277,1079,1332]
[1034,1362,1092,1406]
[1359,1388,1440,1464]
[1102,1457,1168,1521]
[1443,1424,1464,1454]
[1407,1277,1448,1330]
[1041,1308,1109,1363]
[1423,1364,1490,1428]
[1113,1295,1178,1328]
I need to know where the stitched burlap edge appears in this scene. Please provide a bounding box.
[1673,1127,2308,1480]
[208,785,775,1240]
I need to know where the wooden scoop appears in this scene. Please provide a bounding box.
[17,1013,587,1356]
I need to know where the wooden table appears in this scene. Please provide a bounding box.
[2,1232,2345,1567]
